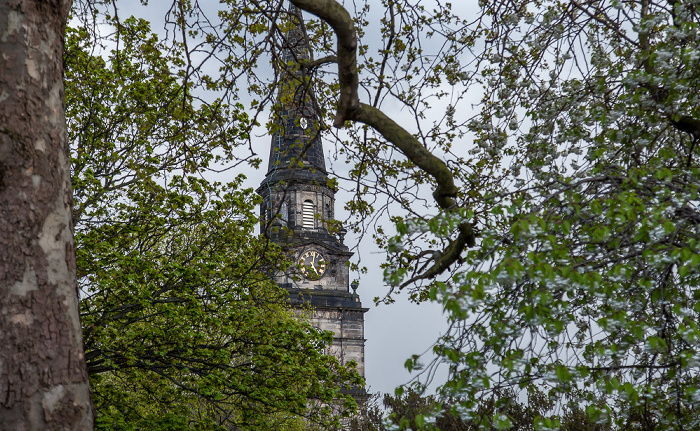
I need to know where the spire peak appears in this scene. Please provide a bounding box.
[264,1,326,183]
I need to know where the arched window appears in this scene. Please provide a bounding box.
[280,201,288,224]
[264,199,271,223]
[302,200,315,229]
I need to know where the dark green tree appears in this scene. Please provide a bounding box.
[9,0,700,428]
[65,17,360,430]
[340,0,700,428]
[350,388,611,431]
[229,0,700,428]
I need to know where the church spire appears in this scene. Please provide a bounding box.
[256,5,367,394]
[265,2,327,184]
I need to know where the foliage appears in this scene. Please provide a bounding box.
[64,0,700,428]
[65,15,360,430]
[369,0,700,429]
[350,388,609,431]
[209,0,700,429]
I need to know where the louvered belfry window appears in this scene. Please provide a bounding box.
[302,200,315,229]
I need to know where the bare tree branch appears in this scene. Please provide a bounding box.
[291,0,475,288]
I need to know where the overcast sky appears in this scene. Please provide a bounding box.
[101,0,481,398]
[244,0,470,395]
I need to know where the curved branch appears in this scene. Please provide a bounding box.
[290,0,360,125]
[354,103,459,208]
[302,55,338,70]
[670,114,700,140]
[291,0,475,288]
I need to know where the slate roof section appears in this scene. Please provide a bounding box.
[286,289,367,310]
[264,4,327,185]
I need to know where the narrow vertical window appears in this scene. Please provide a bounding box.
[280,201,288,224]
[303,200,315,229]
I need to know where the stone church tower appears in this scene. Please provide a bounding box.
[257,4,368,389]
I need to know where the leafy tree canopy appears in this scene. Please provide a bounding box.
[370,0,700,429]
[64,0,700,429]
[219,0,700,428]
[350,388,610,431]
[65,13,360,430]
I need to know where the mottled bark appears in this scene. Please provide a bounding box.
[291,0,475,287]
[0,0,94,429]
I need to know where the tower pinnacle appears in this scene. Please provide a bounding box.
[257,2,368,403]
[265,3,327,185]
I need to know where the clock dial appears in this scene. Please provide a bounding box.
[298,250,327,280]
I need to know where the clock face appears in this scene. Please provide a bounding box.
[298,250,327,280]
[299,117,308,130]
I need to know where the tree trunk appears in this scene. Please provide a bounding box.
[0,0,94,429]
